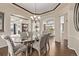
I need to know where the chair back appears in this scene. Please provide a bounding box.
[40,34,47,50]
[1,35,15,56]
[20,32,28,41]
[40,33,50,50]
[45,33,51,44]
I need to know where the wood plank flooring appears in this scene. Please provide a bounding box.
[48,38,77,56]
[31,37,77,56]
[0,46,8,56]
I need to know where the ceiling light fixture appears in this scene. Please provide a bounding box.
[30,3,41,40]
[30,3,41,20]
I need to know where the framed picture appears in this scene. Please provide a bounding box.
[0,12,4,31]
[22,23,28,32]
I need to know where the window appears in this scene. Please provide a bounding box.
[46,20,55,33]
[60,16,64,33]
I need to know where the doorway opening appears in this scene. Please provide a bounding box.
[60,15,65,43]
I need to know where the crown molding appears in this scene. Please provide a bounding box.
[12,3,61,15]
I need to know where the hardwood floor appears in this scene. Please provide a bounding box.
[48,38,77,56]
[0,46,8,56]
[31,37,77,56]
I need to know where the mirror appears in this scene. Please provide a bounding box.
[74,3,79,31]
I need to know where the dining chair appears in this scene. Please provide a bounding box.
[40,33,50,56]
[20,32,29,41]
[32,33,50,56]
[1,35,27,56]
[20,32,33,55]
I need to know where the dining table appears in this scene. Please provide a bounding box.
[14,39,35,56]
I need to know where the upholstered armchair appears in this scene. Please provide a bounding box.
[1,35,27,56]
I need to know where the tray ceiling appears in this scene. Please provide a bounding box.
[13,3,60,15]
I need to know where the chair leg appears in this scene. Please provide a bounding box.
[30,48,39,56]
[38,50,40,56]
[8,52,10,56]
[29,47,32,56]
[26,50,28,56]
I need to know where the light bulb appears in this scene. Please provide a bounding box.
[30,16,33,19]
[38,16,41,19]
[34,15,36,18]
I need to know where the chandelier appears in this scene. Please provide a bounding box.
[30,15,40,21]
[30,3,41,20]
[30,3,41,40]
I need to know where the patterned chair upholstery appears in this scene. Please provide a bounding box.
[40,33,50,55]
[20,32,28,41]
[1,35,27,56]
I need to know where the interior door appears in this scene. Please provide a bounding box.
[60,14,68,45]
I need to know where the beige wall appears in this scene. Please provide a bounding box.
[42,3,79,55]
[58,3,79,55]
[67,4,79,55]
[41,4,70,42]
[0,3,32,47]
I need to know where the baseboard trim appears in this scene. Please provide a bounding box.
[68,45,78,56]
